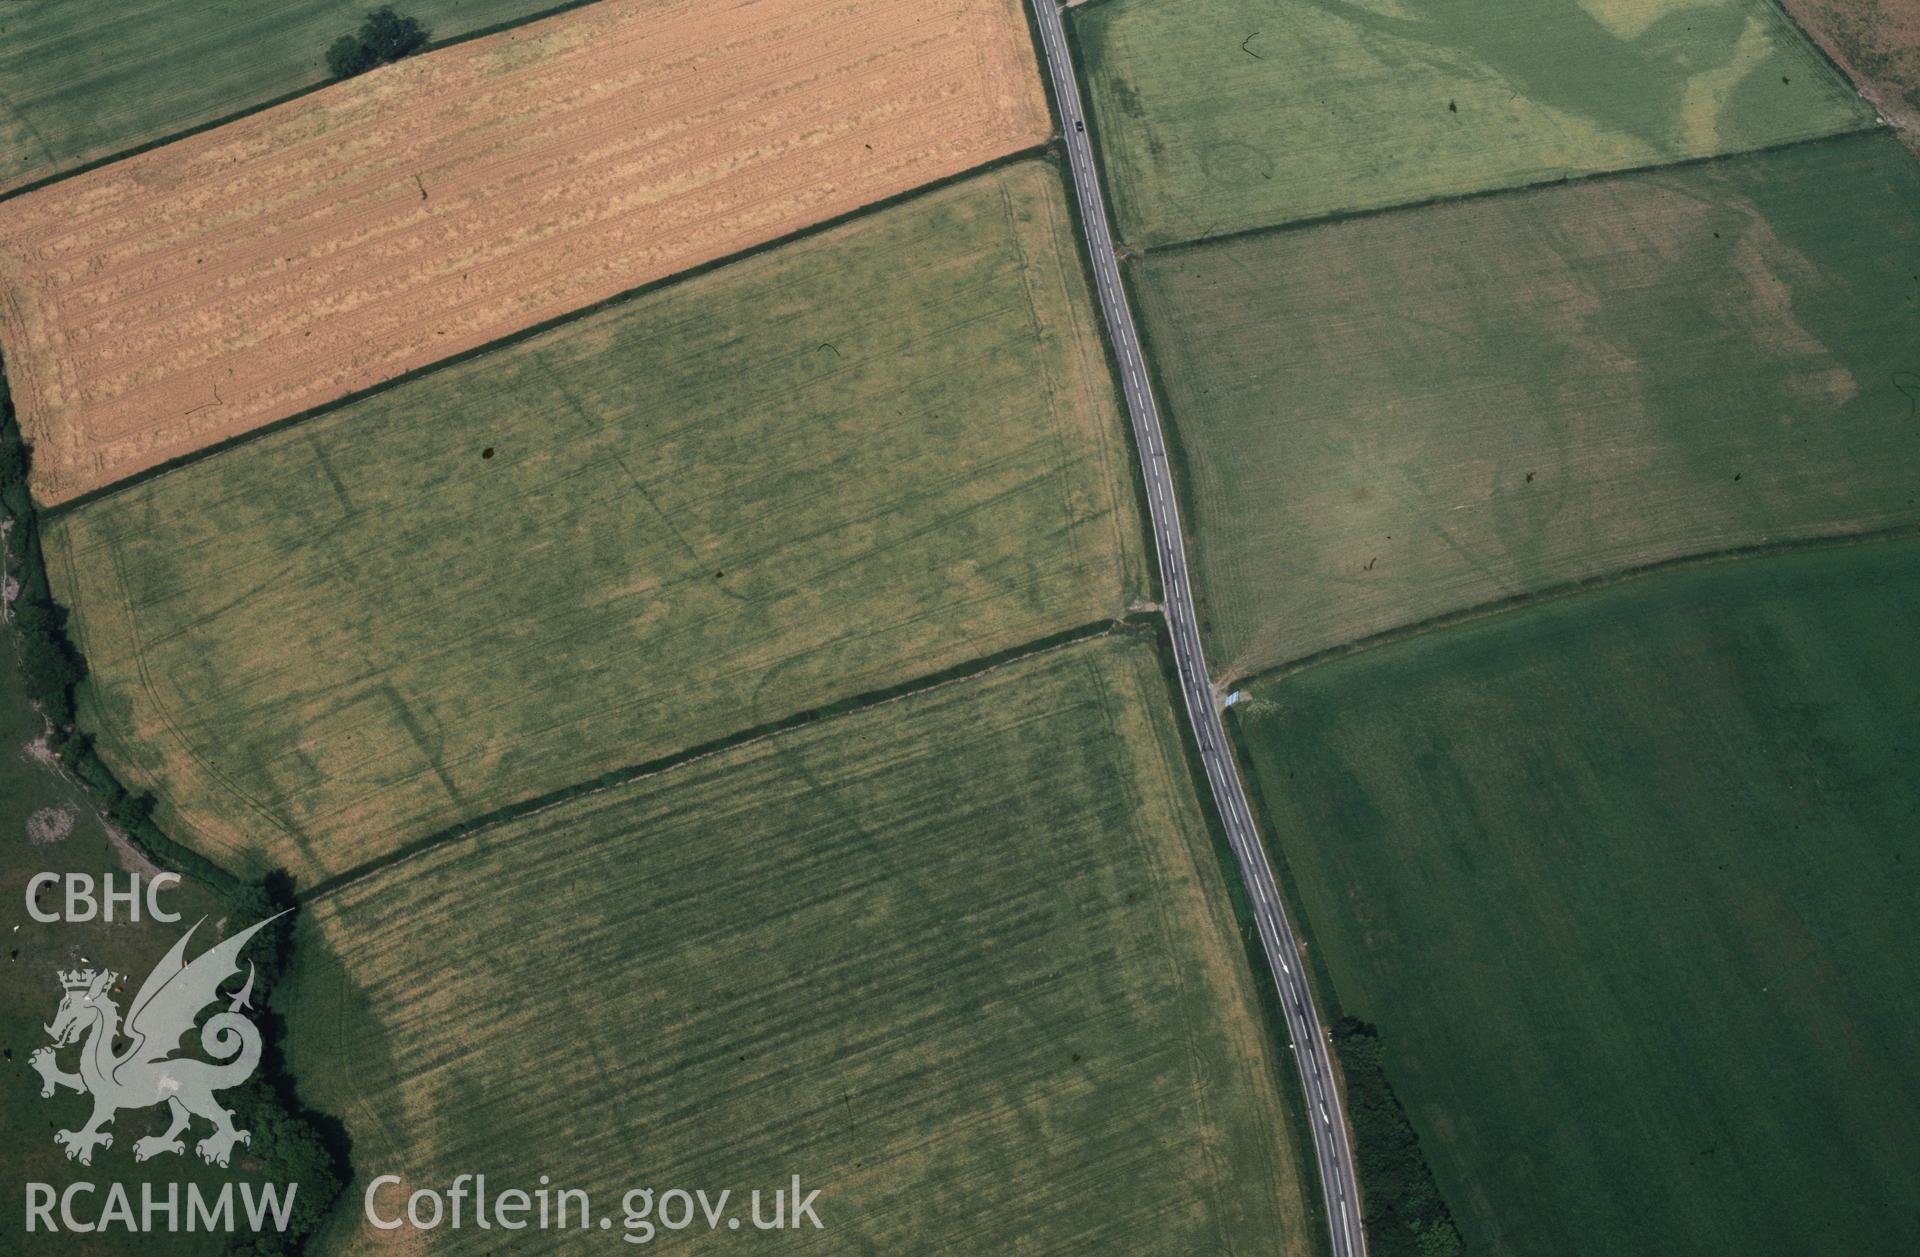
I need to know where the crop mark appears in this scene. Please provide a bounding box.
[1894,370,1919,421]
[0,0,1052,505]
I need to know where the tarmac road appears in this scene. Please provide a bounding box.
[1029,5,1367,1254]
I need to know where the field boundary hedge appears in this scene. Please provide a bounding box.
[1761,0,1900,117]
[41,144,1052,521]
[1018,4,1165,606]
[1139,124,1887,258]
[0,0,619,209]
[1,360,235,892]
[1330,1019,1465,1257]
[305,615,1136,902]
[1222,704,1461,1257]
[1140,618,1333,1255]
[1,350,348,1252]
[1231,518,1920,693]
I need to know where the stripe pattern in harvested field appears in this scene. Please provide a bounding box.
[286,636,1321,1256]
[0,0,590,197]
[43,163,1143,884]
[0,0,1050,505]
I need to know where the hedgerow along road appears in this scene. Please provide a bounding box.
[1030,2,1367,1254]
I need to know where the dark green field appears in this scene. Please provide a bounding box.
[44,162,1141,885]
[0,0,569,193]
[1073,0,1871,245]
[0,587,228,1253]
[1133,131,1920,681]
[285,635,1322,1255]
[1231,537,1920,1255]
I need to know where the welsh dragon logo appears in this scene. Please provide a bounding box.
[29,913,285,1168]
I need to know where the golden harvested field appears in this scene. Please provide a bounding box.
[0,0,1049,506]
[43,162,1142,884]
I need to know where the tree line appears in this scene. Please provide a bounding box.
[2,359,348,1252]
[1332,1016,1466,1257]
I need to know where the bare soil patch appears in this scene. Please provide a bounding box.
[25,806,73,845]
[1777,0,1920,151]
[102,822,164,879]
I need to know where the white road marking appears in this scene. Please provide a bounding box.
[1039,4,1360,1252]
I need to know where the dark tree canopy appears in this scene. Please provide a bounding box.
[326,8,431,80]
[360,7,431,63]
[1,357,345,1254]
[1332,1018,1465,1257]
[325,34,379,80]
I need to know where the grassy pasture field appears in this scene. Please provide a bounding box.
[1228,536,1920,1256]
[1072,0,1874,245]
[42,161,1144,886]
[0,604,232,1254]
[0,0,592,195]
[283,635,1321,1255]
[1132,131,1920,681]
[1778,0,1920,150]
[0,0,1049,505]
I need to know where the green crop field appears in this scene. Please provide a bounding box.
[282,634,1320,1255]
[1228,536,1920,1255]
[0,0,570,194]
[43,161,1144,885]
[1132,131,1920,681]
[1072,0,1874,246]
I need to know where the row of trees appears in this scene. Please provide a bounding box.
[222,874,350,1255]
[1332,1017,1466,1257]
[0,379,231,889]
[2,363,347,1252]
